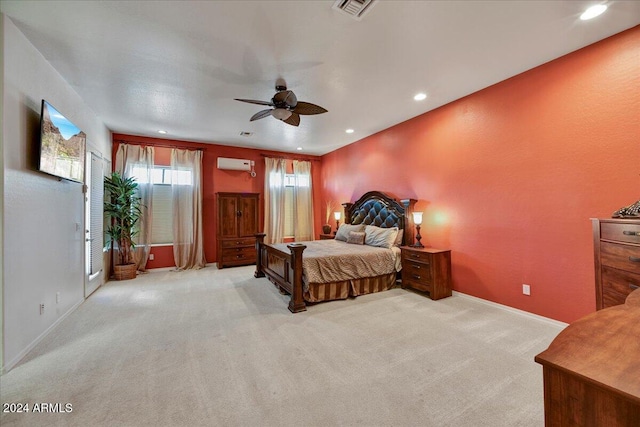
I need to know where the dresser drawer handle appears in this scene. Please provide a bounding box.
[623,231,640,236]
[413,265,421,269]
[412,274,421,280]
[629,256,640,263]
[631,284,640,291]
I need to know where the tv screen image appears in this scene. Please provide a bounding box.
[39,100,86,183]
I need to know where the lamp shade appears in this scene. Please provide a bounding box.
[272,108,292,120]
[412,211,423,225]
[334,211,341,220]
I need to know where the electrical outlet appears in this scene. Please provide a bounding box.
[40,303,45,315]
[522,284,531,296]
[56,292,60,304]
[149,253,155,261]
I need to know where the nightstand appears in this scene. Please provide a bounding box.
[319,233,335,240]
[400,246,452,300]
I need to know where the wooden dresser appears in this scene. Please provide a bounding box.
[216,192,259,268]
[535,289,640,426]
[400,246,452,300]
[591,218,640,309]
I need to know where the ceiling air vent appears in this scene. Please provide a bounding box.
[332,0,377,21]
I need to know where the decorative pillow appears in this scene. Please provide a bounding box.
[335,223,366,242]
[364,225,399,249]
[346,231,366,245]
[394,228,404,246]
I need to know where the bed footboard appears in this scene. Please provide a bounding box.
[255,233,307,313]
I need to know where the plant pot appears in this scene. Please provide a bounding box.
[322,224,332,234]
[113,263,137,280]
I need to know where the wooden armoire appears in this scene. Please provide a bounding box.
[216,192,260,268]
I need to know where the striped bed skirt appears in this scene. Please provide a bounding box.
[304,273,397,303]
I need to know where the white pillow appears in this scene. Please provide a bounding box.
[364,225,399,249]
[335,223,366,242]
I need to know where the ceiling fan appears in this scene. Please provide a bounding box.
[235,80,328,127]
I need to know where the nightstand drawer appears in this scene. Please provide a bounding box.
[403,250,431,263]
[403,261,432,285]
[600,242,640,274]
[601,222,640,244]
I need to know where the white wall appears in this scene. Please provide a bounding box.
[2,14,111,371]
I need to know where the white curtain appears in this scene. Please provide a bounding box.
[264,157,287,244]
[171,148,206,270]
[115,144,154,271]
[293,160,314,241]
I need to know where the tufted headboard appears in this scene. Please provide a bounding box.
[342,191,416,245]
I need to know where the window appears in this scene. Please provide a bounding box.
[130,165,193,245]
[283,174,310,237]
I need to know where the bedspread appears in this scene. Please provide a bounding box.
[270,240,401,284]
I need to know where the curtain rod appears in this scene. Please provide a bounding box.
[259,153,320,162]
[116,140,205,151]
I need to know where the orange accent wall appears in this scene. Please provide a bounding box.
[320,26,640,323]
[112,135,323,269]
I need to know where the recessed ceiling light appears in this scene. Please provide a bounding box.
[580,4,607,20]
[345,129,355,134]
[296,147,303,151]
[414,93,427,101]
[157,130,167,134]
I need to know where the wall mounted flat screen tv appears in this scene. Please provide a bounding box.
[39,99,86,183]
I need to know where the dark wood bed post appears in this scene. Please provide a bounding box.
[287,243,307,313]
[254,233,266,278]
[342,202,353,225]
[401,199,417,246]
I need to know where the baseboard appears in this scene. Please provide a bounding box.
[452,291,568,329]
[144,262,217,273]
[1,298,84,374]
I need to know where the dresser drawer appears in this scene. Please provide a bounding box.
[600,242,640,274]
[601,266,640,308]
[221,237,256,248]
[221,247,256,262]
[601,291,627,310]
[601,222,640,244]
[403,261,432,285]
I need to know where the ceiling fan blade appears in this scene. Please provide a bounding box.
[282,112,300,127]
[292,101,328,115]
[235,98,273,106]
[250,109,273,121]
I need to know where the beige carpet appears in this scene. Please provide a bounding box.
[0,266,564,427]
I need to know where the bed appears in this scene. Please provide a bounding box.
[254,191,416,312]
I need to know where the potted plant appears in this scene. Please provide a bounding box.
[104,171,142,280]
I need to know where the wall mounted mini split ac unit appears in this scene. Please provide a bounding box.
[217,157,252,171]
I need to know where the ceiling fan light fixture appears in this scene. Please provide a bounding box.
[272,108,293,120]
[580,4,607,20]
